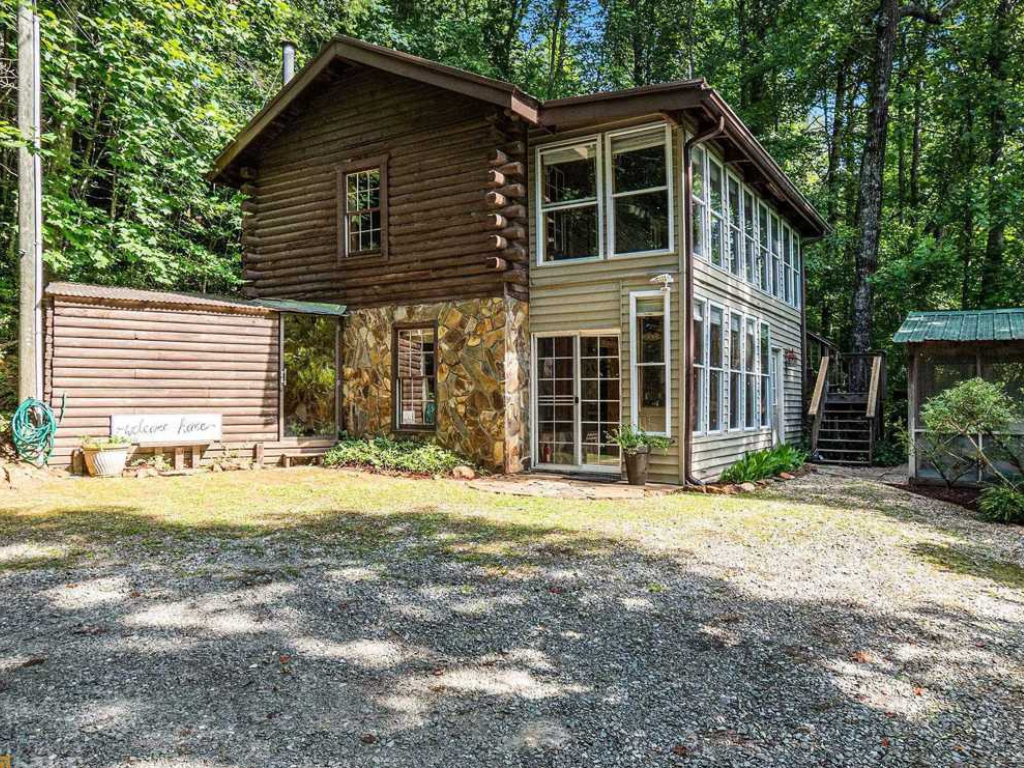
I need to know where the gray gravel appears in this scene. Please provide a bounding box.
[2,471,1023,767]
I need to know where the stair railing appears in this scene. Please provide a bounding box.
[808,355,830,454]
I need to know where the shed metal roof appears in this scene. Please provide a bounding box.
[46,282,346,317]
[893,309,1024,344]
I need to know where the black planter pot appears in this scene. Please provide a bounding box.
[623,447,650,486]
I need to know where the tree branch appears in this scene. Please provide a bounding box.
[899,4,943,23]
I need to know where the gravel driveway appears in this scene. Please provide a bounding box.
[1,469,1022,767]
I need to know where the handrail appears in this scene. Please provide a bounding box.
[808,355,829,453]
[808,355,829,417]
[866,355,883,418]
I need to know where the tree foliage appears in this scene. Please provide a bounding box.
[1,0,1022,410]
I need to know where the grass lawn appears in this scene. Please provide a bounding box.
[1,467,1022,766]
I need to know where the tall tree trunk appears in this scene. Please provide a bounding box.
[825,52,849,224]
[546,0,568,97]
[850,0,902,356]
[978,0,1012,306]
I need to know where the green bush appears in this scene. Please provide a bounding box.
[720,444,808,484]
[81,435,132,451]
[610,424,672,453]
[323,436,467,475]
[872,434,908,467]
[978,486,1024,525]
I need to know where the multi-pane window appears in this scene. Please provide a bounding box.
[760,322,771,428]
[692,299,706,433]
[609,127,672,256]
[794,239,802,308]
[728,312,742,430]
[743,188,757,284]
[632,293,670,435]
[692,146,708,261]
[758,202,770,292]
[728,175,743,277]
[708,158,726,268]
[745,317,758,428]
[783,225,793,304]
[539,141,601,262]
[394,326,437,430]
[581,336,622,467]
[708,305,725,431]
[770,213,783,298]
[342,165,384,257]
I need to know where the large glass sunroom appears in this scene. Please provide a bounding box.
[896,309,1024,485]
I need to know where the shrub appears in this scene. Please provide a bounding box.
[610,424,672,453]
[978,486,1024,525]
[323,435,466,475]
[918,378,1023,488]
[720,444,807,484]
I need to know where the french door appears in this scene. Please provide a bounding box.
[534,334,621,472]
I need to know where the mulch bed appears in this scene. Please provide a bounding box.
[891,482,981,511]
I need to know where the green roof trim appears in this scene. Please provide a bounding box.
[893,308,1024,344]
[247,298,347,316]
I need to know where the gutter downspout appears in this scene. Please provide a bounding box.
[682,115,725,485]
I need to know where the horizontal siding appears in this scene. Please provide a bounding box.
[529,282,620,335]
[45,298,331,469]
[247,66,527,308]
[691,260,804,480]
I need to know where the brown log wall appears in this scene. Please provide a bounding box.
[244,65,529,307]
[44,297,333,469]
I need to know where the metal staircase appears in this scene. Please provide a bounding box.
[808,353,886,466]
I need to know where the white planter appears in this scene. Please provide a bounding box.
[83,447,130,478]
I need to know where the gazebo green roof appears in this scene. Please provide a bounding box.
[893,308,1024,344]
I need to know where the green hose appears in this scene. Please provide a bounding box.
[12,394,65,466]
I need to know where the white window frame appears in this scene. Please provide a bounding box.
[535,135,604,266]
[726,171,744,278]
[692,296,708,434]
[691,145,709,263]
[606,123,675,259]
[707,155,726,269]
[727,309,744,432]
[794,238,803,309]
[629,289,672,437]
[706,301,726,434]
[742,183,757,285]
[760,321,772,430]
[744,316,759,431]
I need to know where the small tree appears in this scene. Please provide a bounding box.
[918,378,1023,488]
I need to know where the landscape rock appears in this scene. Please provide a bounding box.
[452,465,476,480]
[739,482,757,492]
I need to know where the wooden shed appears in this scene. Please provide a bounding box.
[44,282,345,470]
[895,308,1024,485]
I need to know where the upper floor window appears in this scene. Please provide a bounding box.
[539,140,601,262]
[691,146,708,261]
[727,174,743,277]
[743,187,756,284]
[338,158,387,259]
[608,125,673,256]
[708,157,725,268]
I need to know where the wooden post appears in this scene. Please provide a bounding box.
[173,446,185,471]
[18,2,43,402]
[253,442,265,467]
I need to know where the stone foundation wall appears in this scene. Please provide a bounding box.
[341,297,528,472]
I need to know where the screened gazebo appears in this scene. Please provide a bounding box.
[895,308,1024,485]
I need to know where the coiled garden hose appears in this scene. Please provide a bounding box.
[12,394,65,466]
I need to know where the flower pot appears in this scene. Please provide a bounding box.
[82,447,130,478]
[623,447,650,486]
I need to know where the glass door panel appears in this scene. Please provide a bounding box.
[536,336,577,466]
[580,335,621,467]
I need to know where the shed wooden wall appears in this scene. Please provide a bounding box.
[242,65,529,308]
[44,296,332,469]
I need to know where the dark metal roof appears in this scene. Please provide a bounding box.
[46,282,346,316]
[893,309,1024,344]
[209,36,828,237]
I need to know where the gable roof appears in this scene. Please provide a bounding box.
[893,309,1024,344]
[210,35,828,237]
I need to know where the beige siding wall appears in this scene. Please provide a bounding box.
[529,116,807,484]
[690,261,804,481]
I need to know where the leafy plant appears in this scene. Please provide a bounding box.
[609,425,672,454]
[978,486,1024,525]
[873,433,908,467]
[720,444,807,484]
[324,435,467,475]
[81,435,131,451]
[918,378,1024,488]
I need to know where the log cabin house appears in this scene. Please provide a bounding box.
[45,36,828,480]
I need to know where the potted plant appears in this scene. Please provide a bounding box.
[80,435,132,477]
[611,425,672,486]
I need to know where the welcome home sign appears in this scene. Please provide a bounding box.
[110,414,222,445]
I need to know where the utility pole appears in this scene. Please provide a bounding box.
[18,1,43,403]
